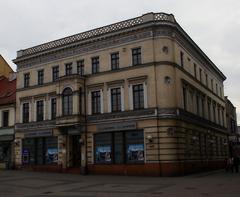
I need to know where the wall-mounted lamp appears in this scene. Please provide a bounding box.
[79,138,84,145]
[164,76,171,85]
[146,135,153,143]
[14,139,20,147]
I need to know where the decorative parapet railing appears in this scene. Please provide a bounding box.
[16,12,175,58]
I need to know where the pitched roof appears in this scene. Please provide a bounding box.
[0,75,16,106]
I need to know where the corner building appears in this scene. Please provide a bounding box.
[14,13,229,176]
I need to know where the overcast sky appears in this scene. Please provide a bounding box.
[1,0,240,123]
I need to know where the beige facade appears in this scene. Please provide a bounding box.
[0,55,13,78]
[14,13,229,176]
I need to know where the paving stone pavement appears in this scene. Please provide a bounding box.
[0,170,240,197]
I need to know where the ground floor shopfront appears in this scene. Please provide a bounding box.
[15,118,229,176]
[0,128,14,169]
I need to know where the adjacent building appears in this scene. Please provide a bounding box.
[13,12,229,176]
[0,55,13,78]
[0,75,16,169]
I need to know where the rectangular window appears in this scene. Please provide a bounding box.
[24,73,30,88]
[216,84,218,95]
[201,98,205,118]
[92,57,99,74]
[194,63,197,77]
[213,104,216,122]
[38,69,44,85]
[94,130,144,164]
[36,100,44,121]
[51,98,56,120]
[132,48,141,66]
[23,103,29,123]
[65,63,72,76]
[133,84,144,110]
[220,87,222,98]
[52,66,59,82]
[205,74,208,87]
[111,52,119,70]
[180,51,184,67]
[199,68,202,82]
[211,79,214,91]
[111,88,121,112]
[77,60,84,76]
[196,95,200,115]
[183,87,187,110]
[2,111,9,127]
[208,101,211,121]
[91,90,101,114]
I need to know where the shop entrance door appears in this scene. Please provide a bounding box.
[71,135,81,167]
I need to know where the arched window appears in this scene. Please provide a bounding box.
[62,88,73,115]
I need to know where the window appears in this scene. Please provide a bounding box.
[196,95,200,115]
[24,73,30,88]
[94,130,144,164]
[111,88,121,112]
[180,51,184,67]
[22,103,29,123]
[194,63,197,77]
[62,88,73,116]
[52,66,59,82]
[111,52,119,70]
[38,70,44,85]
[36,100,44,121]
[77,60,84,76]
[213,103,216,122]
[51,98,56,120]
[133,84,144,110]
[65,63,72,76]
[207,101,211,121]
[205,74,208,87]
[220,87,222,98]
[22,137,58,165]
[183,87,187,110]
[132,48,141,66]
[201,97,205,117]
[211,79,213,91]
[216,84,218,95]
[91,90,101,114]
[199,68,202,82]
[92,57,99,74]
[2,111,9,127]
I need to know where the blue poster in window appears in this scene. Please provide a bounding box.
[96,146,111,163]
[46,148,58,164]
[127,144,144,161]
[22,149,30,164]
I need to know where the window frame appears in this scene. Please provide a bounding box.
[91,90,101,114]
[51,98,57,120]
[36,100,44,121]
[111,52,119,70]
[22,103,29,123]
[132,84,144,110]
[37,69,44,85]
[132,47,141,66]
[2,110,9,127]
[92,57,99,74]
[62,88,73,116]
[65,63,73,76]
[77,60,84,76]
[111,87,121,112]
[52,66,59,82]
[24,73,30,88]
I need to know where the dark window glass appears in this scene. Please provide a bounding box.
[199,68,202,82]
[111,52,119,70]
[213,104,216,122]
[2,111,9,127]
[201,98,205,118]
[196,95,200,115]
[111,88,121,112]
[22,137,58,165]
[36,100,44,121]
[194,63,197,77]
[180,51,184,67]
[205,74,208,87]
[125,131,144,163]
[133,84,144,110]
[51,98,56,120]
[216,84,218,95]
[95,133,112,164]
[211,79,213,91]
[38,70,44,85]
[24,73,30,88]
[62,88,73,115]
[52,66,59,82]
[92,57,99,74]
[183,87,187,110]
[94,130,144,164]
[208,101,211,121]
[91,90,101,114]
[65,63,72,76]
[23,103,29,123]
[77,60,84,76]
[132,48,141,66]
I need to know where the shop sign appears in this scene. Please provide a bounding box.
[97,122,136,132]
[0,135,14,142]
[24,130,52,138]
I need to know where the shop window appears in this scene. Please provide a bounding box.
[22,137,58,165]
[62,88,73,116]
[94,130,144,164]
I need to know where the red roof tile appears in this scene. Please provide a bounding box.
[0,76,16,106]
